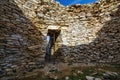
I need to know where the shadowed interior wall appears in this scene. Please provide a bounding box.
[0,0,120,79]
[0,0,45,78]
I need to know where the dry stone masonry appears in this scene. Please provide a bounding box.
[0,0,120,79]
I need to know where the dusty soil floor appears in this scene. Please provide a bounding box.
[18,63,120,80]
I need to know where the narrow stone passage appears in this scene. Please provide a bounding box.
[45,29,61,63]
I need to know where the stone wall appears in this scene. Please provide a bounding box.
[0,0,46,78]
[0,0,120,79]
[55,0,120,64]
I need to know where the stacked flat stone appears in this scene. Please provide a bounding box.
[0,0,120,79]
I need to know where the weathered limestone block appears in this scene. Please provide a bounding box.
[28,45,41,50]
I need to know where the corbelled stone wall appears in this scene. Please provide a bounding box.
[55,0,120,64]
[0,0,120,79]
[0,0,46,78]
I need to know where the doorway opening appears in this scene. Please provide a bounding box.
[45,29,61,63]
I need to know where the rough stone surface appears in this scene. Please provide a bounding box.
[0,0,120,79]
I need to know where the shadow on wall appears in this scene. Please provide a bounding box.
[54,5,120,65]
[0,0,44,63]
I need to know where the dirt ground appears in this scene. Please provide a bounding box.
[18,63,120,80]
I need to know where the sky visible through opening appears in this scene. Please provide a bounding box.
[55,0,98,6]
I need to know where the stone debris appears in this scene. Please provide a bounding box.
[86,76,95,80]
[86,76,102,80]
[103,72,119,80]
[65,76,69,80]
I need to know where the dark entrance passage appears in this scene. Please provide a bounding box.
[45,29,61,63]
